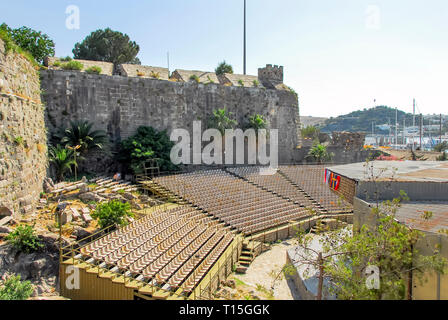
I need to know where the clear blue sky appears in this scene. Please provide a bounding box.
[1,0,447,117]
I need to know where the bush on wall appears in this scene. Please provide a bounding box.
[118,126,178,174]
[0,23,54,65]
[85,66,102,74]
[61,60,83,71]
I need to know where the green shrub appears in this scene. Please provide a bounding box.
[53,61,61,67]
[0,275,33,300]
[238,79,245,87]
[14,136,24,146]
[288,86,298,98]
[6,224,43,253]
[0,25,38,67]
[437,152,447,161]
[92,200,133,229]
[189,74,200,83]
[434,141,448,152]
[253,80,260,87]
[306,144,334,164]
[206,76,215,84]
[118,126,178,174]
[60,56,72,62]
[150,71,160,79]
[61,60,83,71]
[85,66,102,74]
[0,23,54,65]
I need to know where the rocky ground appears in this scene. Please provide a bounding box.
[0,177,162,299]
[0,226,62,298]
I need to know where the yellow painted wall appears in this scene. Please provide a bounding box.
[61,262,135,300]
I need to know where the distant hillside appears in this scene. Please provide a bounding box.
[301,116,328,128]
[321,106,415,133]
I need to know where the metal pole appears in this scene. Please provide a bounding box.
[403,118,405,147]
[395,108,398,148]
[440,114,443,144]
[413,98,415,128]
[243,0,247,75]
[420,114,423,150]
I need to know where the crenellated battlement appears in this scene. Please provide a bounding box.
[258,64,284,88]
[44,57,289,91]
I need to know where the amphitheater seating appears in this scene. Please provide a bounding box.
[227,166,314,208]
[79,205,234,293]
[153,170,310,235]
[279,165,353,213]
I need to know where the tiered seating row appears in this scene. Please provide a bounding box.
[227,166,314,207]
[279,165,353,213]
[154,170,311,234]
[79,205,234,292]
[181,233,234,292]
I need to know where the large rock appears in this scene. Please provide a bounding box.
[0,226,11,234]
[130,201,143,211]
[0,243,59,297]
[224,279,236,289]
[73,226,92,241]
[79,183,90,194]
[43,178,55,193]
[139,195,150,203]
[38,233,71,253]
[79,192,103,203]
[123,192,137,201]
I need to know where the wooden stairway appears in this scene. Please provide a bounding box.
[234,240,263,274]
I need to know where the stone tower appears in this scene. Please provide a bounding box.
[258,64,284,89]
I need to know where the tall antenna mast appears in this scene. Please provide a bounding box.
[420,113,423,150]
[403,118,406,147]
[413,98,415,128]
[243,0,247,75]
[395,107,398,147]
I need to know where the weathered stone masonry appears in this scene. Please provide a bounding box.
[40,67,301,170]
[0,39,47,218]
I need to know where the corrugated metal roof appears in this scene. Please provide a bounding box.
[328,161,448,182]
[368,201,448,234]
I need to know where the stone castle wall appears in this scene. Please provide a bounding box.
[0,39,47,218]
[40,69,301,171]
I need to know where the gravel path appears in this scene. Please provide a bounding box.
[236,240,301,300]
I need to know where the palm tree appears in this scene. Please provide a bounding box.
[208,108,238,135]
[247,114,266,131]
[60,120,107,155]
[48,145,77,182]
[307,144,333,164]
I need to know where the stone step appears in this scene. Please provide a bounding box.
[239,256,252,262]
[235,265,248,274]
